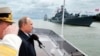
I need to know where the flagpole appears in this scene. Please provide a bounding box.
[61,0,65,38]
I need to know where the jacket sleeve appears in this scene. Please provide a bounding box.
[2,34,22,56]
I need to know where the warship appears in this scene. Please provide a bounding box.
[49,5,94,27]
[93,13,100,21]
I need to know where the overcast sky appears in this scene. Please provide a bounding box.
[0,0,100,19]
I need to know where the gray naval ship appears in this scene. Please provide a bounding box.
[93,13,100,21]
[33,28,88,56]
[49,5,94,27]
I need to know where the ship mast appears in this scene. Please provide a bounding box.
[61,0,65,38]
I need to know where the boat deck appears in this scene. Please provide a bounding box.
[33,28,87,56]
[35,35,66,56]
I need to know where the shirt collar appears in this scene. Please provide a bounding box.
[24,32,30,37]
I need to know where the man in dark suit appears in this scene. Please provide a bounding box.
[18,16,36,56]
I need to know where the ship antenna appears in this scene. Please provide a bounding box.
[61,0,65,38]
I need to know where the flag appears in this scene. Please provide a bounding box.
[95,8,99,12]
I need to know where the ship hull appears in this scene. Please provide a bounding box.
[50,16,93,27]
[64,16,93,26]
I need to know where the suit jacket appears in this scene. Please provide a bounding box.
[18,30,36,56]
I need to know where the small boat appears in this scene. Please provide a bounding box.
[33,28,87,56]
[49,5,93,27]
[44,14,48,21]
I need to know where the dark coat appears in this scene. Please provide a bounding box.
[18,30,36,56]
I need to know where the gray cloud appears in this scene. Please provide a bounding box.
[0,0,100,19]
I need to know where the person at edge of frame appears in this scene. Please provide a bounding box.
[0,7,22,56]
